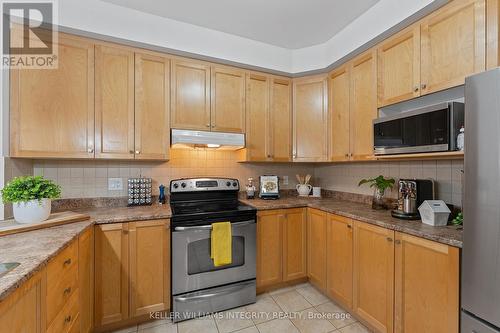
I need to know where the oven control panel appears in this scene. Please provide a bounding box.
[170,178,239,192]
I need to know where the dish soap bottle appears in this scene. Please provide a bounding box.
[457,126,465,151]
[158,184,166,204]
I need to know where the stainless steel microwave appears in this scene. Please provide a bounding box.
[373,102,464,155]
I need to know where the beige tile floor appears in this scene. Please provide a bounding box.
[111,283,372,333]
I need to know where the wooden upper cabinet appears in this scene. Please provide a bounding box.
[329,66,351,162]
[282,208,307,281]
[135,53,170,160]
[307,208,328,291]
[211,66,246,133]
[94,223,129,327]
[293,75,329,162]
[327,214,353,309]
[245,74,270,161]
[129,220,170,317]
[95,45,135,159]
[353,221,394,333]
[420,0,486,94]
[377,25,421,107]
[256,210,283,289]
[171,60,211,130]
[394,232,459,333]
[270,78,292,162]
[10,33,95,158]
[350,50,377,161]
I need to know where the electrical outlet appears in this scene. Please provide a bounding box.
[108,178,123,191]
[282,176,289,185]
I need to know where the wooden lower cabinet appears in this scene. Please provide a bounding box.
[129,220,170,317]
[394,232,459,333]
[353,221,395,333]
[282,208,307,281]
[94,220,170,330]
[0,269,46,333]
[257,209,306,290]
[326,214,353,309]
[79,227,94,333]
[256,210,283,288]
[307,208,327,291]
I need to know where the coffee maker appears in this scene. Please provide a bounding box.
[391,179,434,220]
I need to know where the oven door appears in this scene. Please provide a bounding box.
[172,219,256,295]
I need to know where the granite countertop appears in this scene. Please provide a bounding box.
[0,196,462,303]
[240,197,463,248]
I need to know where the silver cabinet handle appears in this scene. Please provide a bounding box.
[421,83,427,90]
[206,123,210,127]
[176,281,255,302]
[135,150,140,154]
[88,148,94,153]
[413,86,419,92]
[174,220,255,231]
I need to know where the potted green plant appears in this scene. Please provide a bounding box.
[1,176,61,224]
[358,175,395,210]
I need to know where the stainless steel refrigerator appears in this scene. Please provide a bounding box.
[462,68,500,332]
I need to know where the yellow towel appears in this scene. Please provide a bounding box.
[211,222,232,267]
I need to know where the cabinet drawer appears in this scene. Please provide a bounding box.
[47,241,79,324]
[47,288,80,333]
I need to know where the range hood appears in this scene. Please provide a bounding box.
[171,129,245,150]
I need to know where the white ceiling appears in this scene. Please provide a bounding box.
[100,0,380,49]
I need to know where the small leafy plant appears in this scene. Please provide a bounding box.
[1,176,61,204]
[358,175,395,192]
[452,212,463,226]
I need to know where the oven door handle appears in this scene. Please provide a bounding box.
[173,220,255,231]
[175,281,255,302]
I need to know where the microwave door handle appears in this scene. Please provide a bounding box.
[175,281,255,302]
[174,220,255,231]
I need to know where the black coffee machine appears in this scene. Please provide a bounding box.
[391,179,434,220]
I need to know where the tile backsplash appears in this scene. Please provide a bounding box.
[315,160,464,207]
[32,150,463,208]
[33,149,315,199]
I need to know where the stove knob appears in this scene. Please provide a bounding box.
[232,182,237,187]
[181,182,187,188]
[226,181,231,187]
[173,183,179,189]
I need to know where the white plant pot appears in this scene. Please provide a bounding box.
[13,199,51,224]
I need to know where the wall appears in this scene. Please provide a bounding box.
[33,149,315,199]
[315,159,464,207]
[56,0,437,73]
[2,158,33,218]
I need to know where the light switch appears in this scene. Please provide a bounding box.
[282,176,289,185]
[108,178,123,191]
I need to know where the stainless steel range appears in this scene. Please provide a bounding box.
[170,178,257,322]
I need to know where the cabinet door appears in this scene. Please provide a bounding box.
[245,74,270,161]
[350,50,377,161]
[135,53,170,160]
[420,0,486,94]
[10,33,94,158]
[283,208,307,281]
[171,60,211,130]
[293,75,329,162]
[95,44,135,159]
[129,219,170,317]
[270,77,292,162]
[0,270,46,333]
[394,232,459,333]
[327,214,353,309]
[94,223,129,327]
[307,208,327,291]
[257,210,283,289]
[377,25,421,107]
[329,66,351,162]
[79,227,94,333]
[353,221,394,333]
[211,66,246,133]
